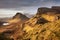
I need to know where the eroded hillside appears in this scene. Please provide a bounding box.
[0,6,60,40]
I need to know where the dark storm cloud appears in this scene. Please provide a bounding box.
[0,0,60,8]
[0,0,37,8]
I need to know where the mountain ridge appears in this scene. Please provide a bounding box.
[0,6,60,40]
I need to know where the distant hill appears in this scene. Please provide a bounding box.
[13,12,29,20]
[8,12,29,24]
[0,12,29,40]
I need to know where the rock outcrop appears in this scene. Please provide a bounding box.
[37,7,60,22]
[37,7,60,15]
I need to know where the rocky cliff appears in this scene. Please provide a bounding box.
[22,6,60,40]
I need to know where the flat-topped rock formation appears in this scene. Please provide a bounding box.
[37,7,60,15]
[36,6,60,22]
[52,6,60,10]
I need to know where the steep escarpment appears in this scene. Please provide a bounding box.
[22,6,60,40]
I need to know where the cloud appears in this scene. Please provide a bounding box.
[0,0,60,17]
[0,0,60,8]
[0,0,59,9]
[0,9,24,17]
[0,0,35,8]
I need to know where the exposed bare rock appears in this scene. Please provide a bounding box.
[37,7,50,15]
[36,6,60,22]
[52,6,60,11]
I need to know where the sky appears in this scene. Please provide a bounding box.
[0,0,60,17]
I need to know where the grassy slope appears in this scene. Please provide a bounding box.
[22,19,60,40]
